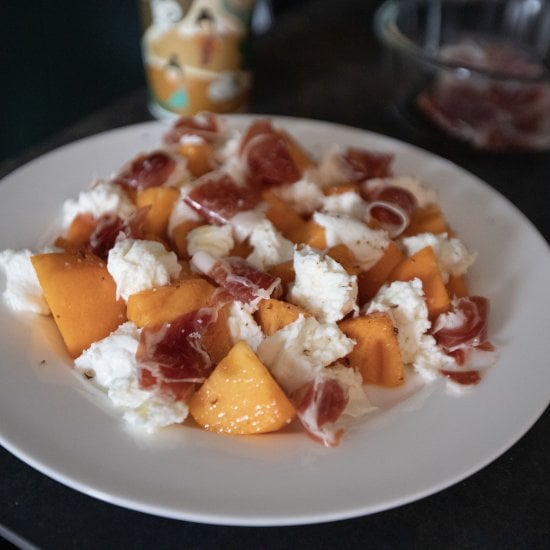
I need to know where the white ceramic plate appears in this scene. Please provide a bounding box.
[1,116,549,526]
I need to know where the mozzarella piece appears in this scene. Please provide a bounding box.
[289,245,357,323]
[0,249,50,315]
[313,212,389,270]
[226,301,264,351]
[257,314,355,394]
[167,184,203,237]
[228,208,267,242]
[75,322,189,432]
[186,224,234,258]
[366,279,455,379]
[246,219,295,269]
[321,190,366,219]
[400,232,476,282]
[313,145,351,187]
[61,179,136,230]
[216,130,248,185]
[273,175,325,215]
[107,239,181,301]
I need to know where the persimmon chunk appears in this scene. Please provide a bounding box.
[403,203,448,236]
[31,252,126,358]
[255,298,310,336]
[262,190,305,237]
[190,341,296,434]
[446,274,469,298]
[276,129,316,174]
[201,303,234,364]
[339,312,404,387]
[136,186,180,240]
[389,246,450,319]
[127,278,216,328]
[286,219,327,248]
[179,139,216,177]
[357,241,404,305]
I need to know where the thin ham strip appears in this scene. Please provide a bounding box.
[88,206,150,260]
[239,120,301,187]
[193,251,282,305]
[114,151,177,190]
[184,173,260,225]
[342,147,393,182]
[137,309,215,400]
[296,376,349,447]
[163,112,221,145]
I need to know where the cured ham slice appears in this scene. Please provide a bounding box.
[184,173,261,225]
[363,184,417,237]
[432,296,496,383]
[192,251,282,305]
[432,296,489,351]
[240,120,301,187]
[296,377,349,447]
[114,151,178,190]
[316,146,393,187]
[137,309,215,400]
[163,112,221,145]
[342,148,394,182]
[88,207,150,260]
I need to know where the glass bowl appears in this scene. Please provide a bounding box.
[374,0,550,151]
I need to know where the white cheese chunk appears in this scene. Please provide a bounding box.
[246,219,295,269]
[313,211,389,270]
[74,322,188,432]
[107,239,181,301]
[273,175,325,215]
[313,145,351,188]
[228,209,267,242]
[217,130,248,186]
[186,224,234,258]
[257,314,355,394]
[0,249,50,315]
[400,233,476,283]
[226,301,264,351]
[289,245,357,323]
[167,184,202,237]
[366,279,455,379]
[61,179,136,230]
[321,190,366,219]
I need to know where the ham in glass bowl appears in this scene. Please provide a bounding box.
[374,0,550,151]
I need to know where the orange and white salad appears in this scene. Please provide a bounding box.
[0,114,496,446]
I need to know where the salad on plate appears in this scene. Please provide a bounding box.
[0,114,496,447]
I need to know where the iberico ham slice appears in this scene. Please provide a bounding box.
[432,296,496,384]
[365,201,410,238]
[342,148,393,182]
[136,308,215,400]
[163,112,221,145]
[192,251,282,305]
[363,184,417,237]
[239,120,301,187]
[88,206,150,260]
[114,151,179,190]
[238,119,274,154]
[184,173,261,225]
[432,296,489,351]
[296,376,349,447]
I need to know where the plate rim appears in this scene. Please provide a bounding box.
[1,115,549,526]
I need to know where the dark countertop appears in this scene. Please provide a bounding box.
[1,1,549,548]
